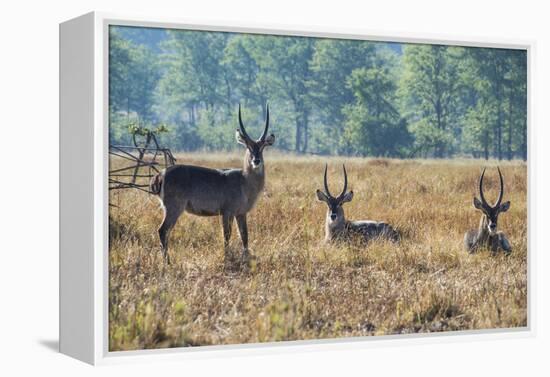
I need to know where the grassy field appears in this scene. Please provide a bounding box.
[108,152,527,351]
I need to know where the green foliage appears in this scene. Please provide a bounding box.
[196,107,235,151]
[128,123,170,136]
[109,29,160,122]
[309,40,377,153]
[399,45,463,157]
[108,26,527,160]
[460,47,527,160]
[240,35,315,152]
[222,35,269,109]
[341,62,411,157]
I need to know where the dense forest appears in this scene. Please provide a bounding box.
[109,26,527,160]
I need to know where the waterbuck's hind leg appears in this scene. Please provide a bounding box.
[158,200,185,264]
[236,214,250,261]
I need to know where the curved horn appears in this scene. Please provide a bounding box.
[323,163,333,198]
[260,103,270,141]
[238,104,252,141]
[338,164,348,199]
[495,167,504,207]
[478,168,488,207]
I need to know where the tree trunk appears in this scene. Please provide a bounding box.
[295,115,302,153]
[435,98,444,158]
[127,96,131,121]
[189,104,196,128]
[484,130,489,160]
[507,90,514,160]
[495,63,503,161]
[293,99,305,153]
[497,104,502,160]
[224,74,232,113]
[302,111,309,153]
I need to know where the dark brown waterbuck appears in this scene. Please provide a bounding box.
[464,167,512,255]
[316,164,399,243]
[150,105,275,264]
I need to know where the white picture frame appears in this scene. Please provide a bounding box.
[59,11,535,365]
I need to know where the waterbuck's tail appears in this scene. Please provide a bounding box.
[149,171,164,195]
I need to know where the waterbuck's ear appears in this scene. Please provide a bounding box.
[264,133,275,146]
[499,201,511,213]
[341,190,354,203]
[473,197,484,210]
[235,130,248,146]
[316,189,329,203]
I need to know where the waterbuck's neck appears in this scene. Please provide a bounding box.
[242,150,266,193]
[325,209,347,241]
[477,215,490,242]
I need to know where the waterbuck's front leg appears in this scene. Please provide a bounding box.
[489,235,500,256]
[236,214,249,260]
[498,232,512,254]
[222,213,234,256]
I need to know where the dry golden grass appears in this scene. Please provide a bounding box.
[108,152,527,351]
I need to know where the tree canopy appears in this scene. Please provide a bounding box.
[109,26,527,160]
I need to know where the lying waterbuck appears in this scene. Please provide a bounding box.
[316,164,399,243]
[150,105,275,264]
[464,167,512,255]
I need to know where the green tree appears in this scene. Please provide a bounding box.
[107,26,527,159]
[243,35,315,152]
[461,48,527,160]
[469,48,508,160]
[399,45,463,158]
[462,100,495,159]
[155,30,230,150]
[109,28,161,144]
[222,35,270,113]
[341,52,411,157]
[309,40,377,152]
[504,50,527,160]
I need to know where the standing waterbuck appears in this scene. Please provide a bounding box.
[150,105,275,264]
[316,164,399,243]
[464,167,512,255]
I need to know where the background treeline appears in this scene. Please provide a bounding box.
[109,26,527,160]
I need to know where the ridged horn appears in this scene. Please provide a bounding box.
[338,164,348,199]
[495,167,504,207]
[238,104,252,141]
[260,103,270,141]
[479,168,488,207]
[323,163,333,198]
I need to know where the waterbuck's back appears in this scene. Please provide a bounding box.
[349,220,399,242]
[161,164,246,216]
